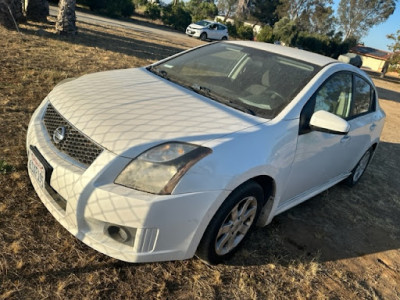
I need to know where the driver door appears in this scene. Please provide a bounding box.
[280,71,376,204]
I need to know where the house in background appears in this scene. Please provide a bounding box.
[350,45,393,74]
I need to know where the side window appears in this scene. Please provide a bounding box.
[351,76,373,116]
[299,72,376,135]
[314,72,352,119]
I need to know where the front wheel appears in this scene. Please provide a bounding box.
[345,148,373,186]
[221,36,228,40]
[196,181,264,264]
[200,32,207,41]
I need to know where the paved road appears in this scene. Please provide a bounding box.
[49,5,190,41]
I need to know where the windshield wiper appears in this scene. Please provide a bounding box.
[190,84,212,95]
[147,66,169,79]
[190,84,256,116]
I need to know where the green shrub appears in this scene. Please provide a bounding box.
[80,0,135,17]
[219,20,253,40]
[162,4,192,32]
[105,0,135,17]
[236,22,253,40]
[295,32,357,58]
[186,0,218,23]
[256,25,273,43]
[133,0,148,6]
[273,17,297,46]
[144,3,161,20]
[224,21,237,37]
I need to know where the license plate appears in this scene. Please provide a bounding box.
[28,150,46,189]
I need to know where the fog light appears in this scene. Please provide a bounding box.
[105,224,136,246]
[107,226,129,242]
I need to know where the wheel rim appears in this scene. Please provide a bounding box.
[353,151,371,182]
[215,196,257,256]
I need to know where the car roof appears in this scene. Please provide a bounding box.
[227,41,337,67]
[201,20,225,26]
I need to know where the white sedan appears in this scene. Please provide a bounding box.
[186,20,228,41]
[27,41,385,264]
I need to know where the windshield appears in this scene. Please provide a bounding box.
[195,20,211,27]
[147,43,320,119]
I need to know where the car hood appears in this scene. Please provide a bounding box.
[47,68,266,158]
[188,24,206,29]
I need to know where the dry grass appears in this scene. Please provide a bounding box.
[1,17,400,299]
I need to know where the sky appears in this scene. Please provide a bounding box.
[333,0,400,52]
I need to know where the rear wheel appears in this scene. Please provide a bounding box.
[221,36,228,40]
[200,32,207,41]
[345,148,373,186]
[196,181,264,264]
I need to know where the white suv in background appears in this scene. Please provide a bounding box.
[186,20,228,41]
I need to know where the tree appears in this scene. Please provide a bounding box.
[256,25,273,42]
[0,0,24,29]
[235,0,250,20]
[277,0,313,20]
[387,29,400,75]
[308,3,335,35]
[56,0,77,35]
[217,0,237,21]
[251,0,279,26]
[273,17,297,46]
[144,3,161,20]
[162,3,191,31]
[26,0,49,22]
[277,0,335,35]
[297,1,335,35]
[81,0,134,17]
[338,0,396,40]
[186,0,218,22]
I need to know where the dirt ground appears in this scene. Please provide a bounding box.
[0,17,399,299]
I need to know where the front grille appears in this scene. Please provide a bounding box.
[43,104,103,167]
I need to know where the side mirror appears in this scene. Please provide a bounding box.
[310,110,350,135]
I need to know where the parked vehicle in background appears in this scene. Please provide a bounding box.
[186,20,228,41]
[27,41,385,265]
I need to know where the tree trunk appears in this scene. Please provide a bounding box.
[224,7,232,22]
[0,0,24,29]
[26,0,48,22]
[56,0,76,35]
[235,0,250,20]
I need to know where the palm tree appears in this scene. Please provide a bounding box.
[26,0,49,22]
[56,0,76,35]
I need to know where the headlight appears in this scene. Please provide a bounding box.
[115,142,212,195]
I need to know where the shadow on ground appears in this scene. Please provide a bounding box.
[226,141,400,267]
[20,20,186,62]
[376,86,400,103]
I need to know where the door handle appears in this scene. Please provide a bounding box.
[370,123,377,131]
[341,135,351,143]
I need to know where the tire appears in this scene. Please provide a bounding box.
[345,148,373,187]
[200,32,207,41]
[221,36,228,40]
[196,181,264,265]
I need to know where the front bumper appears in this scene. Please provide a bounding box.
[186,28,201,38]
[26,101,228,262]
